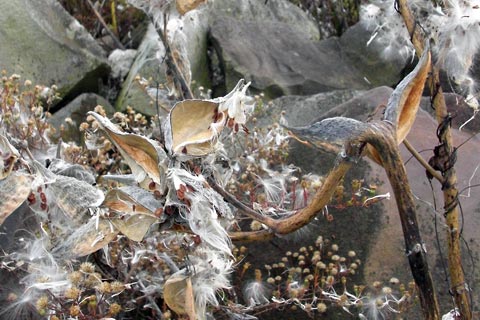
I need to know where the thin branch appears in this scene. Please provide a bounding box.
[154,12,193,100]
[403,139,444,183]
[85,0,126,50]
[272,160,352,234]
[207,177,277,227]
[210,158,353,236]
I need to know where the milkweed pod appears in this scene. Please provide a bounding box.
[88,112,167,185]
[165,100,225,157]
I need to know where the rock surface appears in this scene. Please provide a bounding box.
[181,0,320,91]
[114,24,174,115]
[0,0,109,98]
[209,19,406,98]
[208,17,362,97]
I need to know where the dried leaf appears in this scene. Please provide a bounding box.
[0,172,33,225]
[103,187,163,241]
[383,45,431,144]
[166,100,225,156]
[164,271,196,319]
[176,0,206,15]
[88,112,167,185]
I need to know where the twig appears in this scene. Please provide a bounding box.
[154,12,193,100]
[403,139,444,183]
[86,0,126,50]
[207,176,277,228]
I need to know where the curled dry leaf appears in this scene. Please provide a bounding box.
[103,186,163,241]
[166,100,225,156]
[164,271,196,319]
[176,0,206,15]
[0,172,33,225]
[88,112,167,186]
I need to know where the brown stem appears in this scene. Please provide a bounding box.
[272,160,352,234]
[364,122,440,319]
[212,159,351,237]
[207,177,278,227]
[229,230,274,242]
[403,139,444,183]
[397,0,472,317]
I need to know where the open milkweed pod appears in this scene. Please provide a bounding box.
[88,112,167,185]
[0,172,33,225]
[0,134,20,180]
[32,160,104,223]
[165,100,225,157]
[363,45,431,164]
[383,43,431,144]
[164,271,196,319]
[103,186,163,241]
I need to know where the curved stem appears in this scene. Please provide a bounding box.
[364,121,440,319]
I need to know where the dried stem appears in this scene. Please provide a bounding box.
[403,139,444,183]
[207,177,278,227]
[363,121,440,319]
[213,158,352,237]
[397,0,472,317]
[154,13,193,100]
[85,0,125,50]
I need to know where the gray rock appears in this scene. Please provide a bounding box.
[209,18,406,98]
[116,0,320,115]
[182,0,319,90]
[49,93,114,143]
[258,86,392,131]
[115,24,173,116]
[339,23,408,88]
[0,0,109,97]
[209,17,371,98]
[207,0,319,40]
